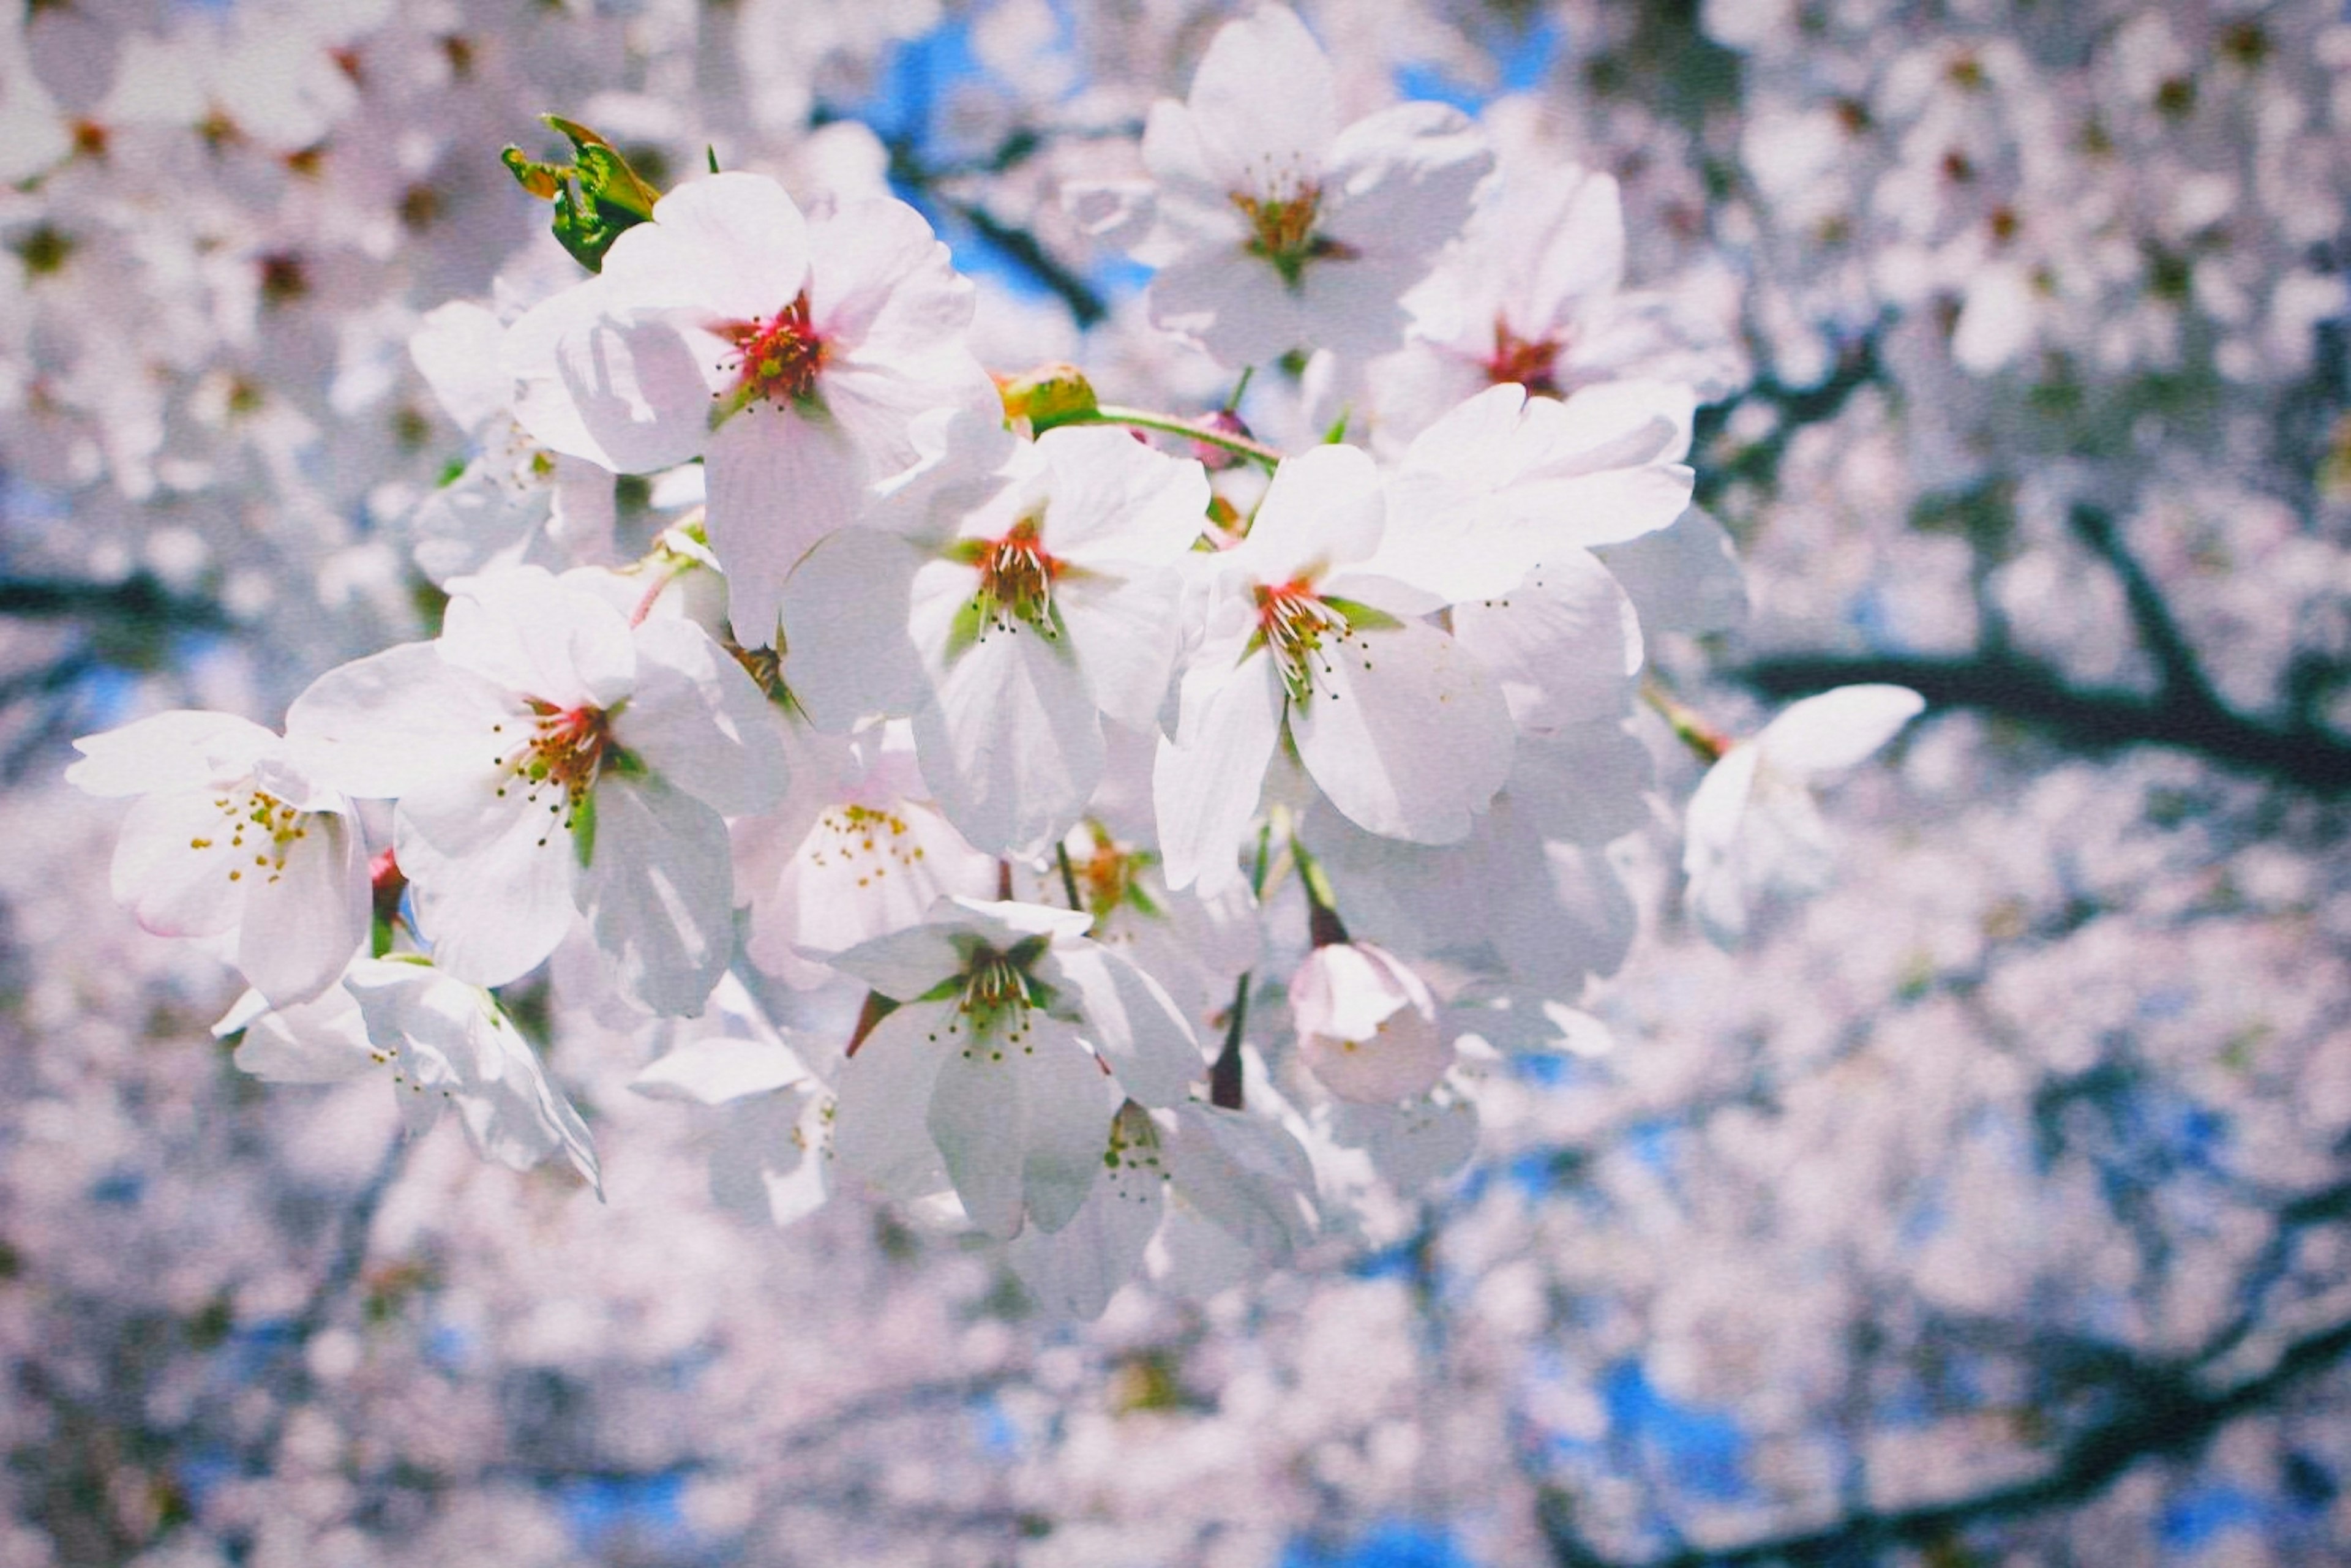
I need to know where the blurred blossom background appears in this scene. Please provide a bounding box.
[2,1,2349,1564]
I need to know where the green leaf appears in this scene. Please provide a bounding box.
[500,116,663,273]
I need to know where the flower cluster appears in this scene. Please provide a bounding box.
[66,4,1921,1314]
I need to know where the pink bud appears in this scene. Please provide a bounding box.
[1290,942,1452,1103]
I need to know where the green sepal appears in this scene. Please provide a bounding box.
[1319,596,1403,634]
[571,790,597,868]
[500,116,662,274]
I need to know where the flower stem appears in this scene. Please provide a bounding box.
[1644,675,1732,764]
[1074,404,1285,467]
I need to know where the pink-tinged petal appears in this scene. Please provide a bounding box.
[111,789,250,938]
[621,616,788,818]
[1757,685,1927,776]
[285,643,515,800]
[1153,648,1284,896]
[778,527,929,731]
[69,711,282,798]
[441,567,637,711]
[831,1002,954,1199]
[555,308,722,475]
[397,773,576,988]
[1229,443,1384,584]
[1289,617,1512,844]
[809,197,973,361]
[234,811,368,1005]
[703,402,869,645]
[1318,101,1491,268]
[579,772,736,1017]
[913,617,1103,858]
[1005,1109,1166,1319]
[1043,944,1202,1108]
[928,1017,1116,1239]
[1184,3,1337,193]
[603,171,811,320]
[1450,552,1643,733]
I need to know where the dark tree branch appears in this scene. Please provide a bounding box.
[0,572,232,632]
[1543,1311,2351,1567]
[1739,650,2351,794]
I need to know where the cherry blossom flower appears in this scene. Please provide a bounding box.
[1005,1098,1319,1318]
[1153,444,1514,897]
[1102,4,1492,368]
[1685,684,1927,946]
[828,897,1203,1239]
[628,975,836,1228]
[67,710,369,1006]
[217,954,601,1193]
[507,171,999,644]
[284,566,786,1013]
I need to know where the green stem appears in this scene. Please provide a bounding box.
[1643,675,1732,765]
[1074,405,1285,467]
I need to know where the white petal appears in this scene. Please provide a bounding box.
[397,773,577,988]
[1682,741,1761,948]
[1185,4,1336,192]
[547,306,720,474]
[234,810,369,1005]
[778,526,929,732]
[578,772,737,1017]
[227,982,375,1084]
[1593,505,1747,635]
[604,171,812,320]
[928,1018,1114,1239]
[440,566,637,711]
[831,1002,954,1199]
[1757,685,1926,776]
[111,789,252,939]
[1289,617,1513,844]
[285,642,517,800]
[1152,650,1283,896]
[621,616,789,818]
[1450,552,1643,733]
[1044,943,1202,1108]
[704,403,869,645]
[1163,1102,1318,1266]
[914,615,1103,858]
[1006,1116,1165,1319]
[67,711,278,798]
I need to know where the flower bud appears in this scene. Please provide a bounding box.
[1290,942,1451,1103]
